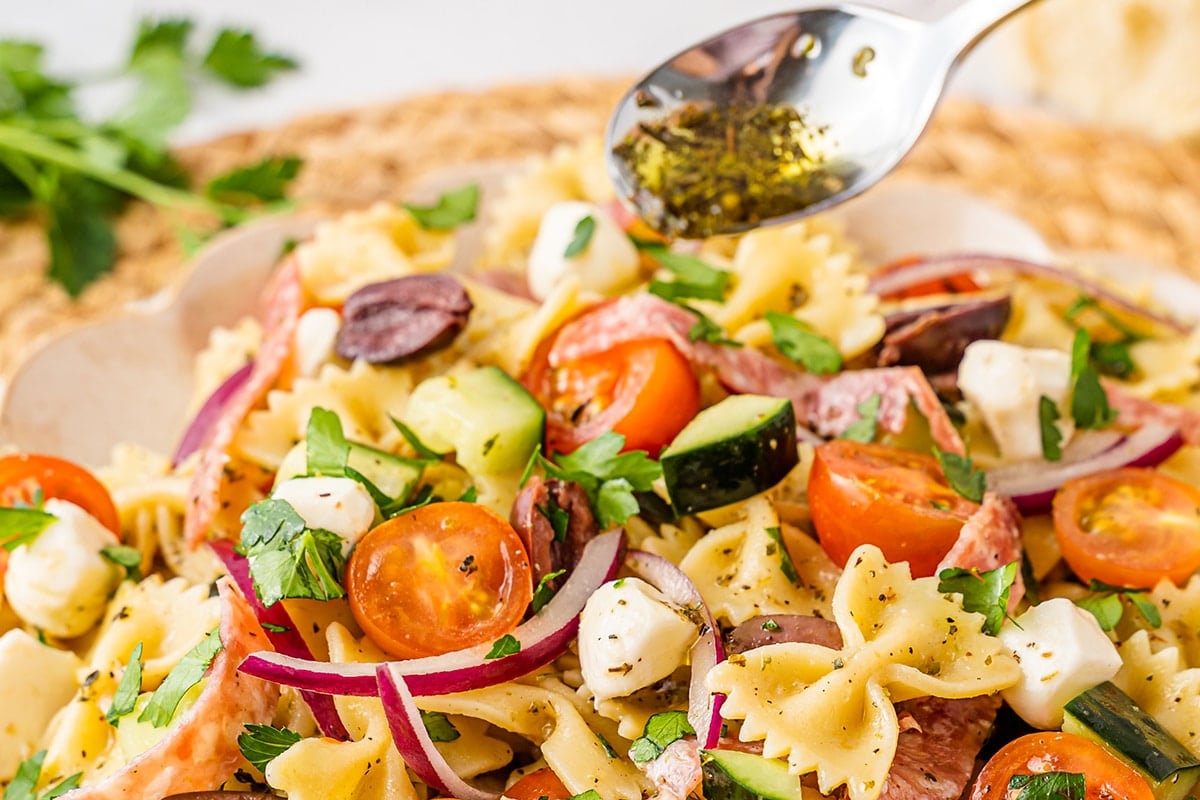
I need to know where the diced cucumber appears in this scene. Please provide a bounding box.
[661,395,798,515]
[116,679,206,761]
[1063,681,1200,800]
[701,749,804,800]
[274,439,422,503]
[403,366,545,477]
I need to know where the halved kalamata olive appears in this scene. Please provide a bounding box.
[335,274,472,364]
[510,476,599,591]
[727,614,843,653]
[878,294,1011,374]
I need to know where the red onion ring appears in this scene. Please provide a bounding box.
[987,423,1183,513]
[238,529,626,697]
[866,254,1189,335]
[173,362,254,466]
[624,550,725,749]
[211,540,349,740]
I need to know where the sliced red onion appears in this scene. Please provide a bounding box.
[624,550,725,749]
[239,529,625,697]
[173,362,254,466]
[377,661,499,800]
[987,423,1183,513]
[211,540,350,741]
[866,254,1189,335]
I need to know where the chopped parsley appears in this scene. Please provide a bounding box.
[537,496,570,543]
[1008,771,1086,800]
[840,394,882,443]
[420,710,461,743]
[485,634,521,659]
[390,415,448,460]
[540,431,662,528]
[564,215,596,257]
[1075,579,1162,632]
[207,156,301,206]
[764,526,800,584]
[628,710,695,763]
[641,244,730,302]
[933,445,987,503]
[1038,396,1064,462]
[305,406,350,476]
[261,622,290,634]
[238,723,303,772]
[682,306,742,347]
[531,569,567,614]
[1070,329,1117,429]
[765,311,841,375]
[101,544,143,581]
[3,750,81,800]
[761,618,781,632]
[138,626,222,727]
[106,642,143,725]
[403,183,480,230]
[937,562,1018,635]
[0,507,55,551]
[238,497,347,607]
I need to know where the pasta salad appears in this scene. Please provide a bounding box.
[2,138,1200,800]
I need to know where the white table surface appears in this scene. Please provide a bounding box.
[7,0,1030,143]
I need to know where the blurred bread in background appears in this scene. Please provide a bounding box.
[1014,0,1200,140]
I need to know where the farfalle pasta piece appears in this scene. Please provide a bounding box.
[680,496,836,624]
[296,203,455,304]
[1124,328,1200,400]
[462,276,592,377]
[1114,631,1200,757]
[1118,573,1200,668]
[707,545,1020,800]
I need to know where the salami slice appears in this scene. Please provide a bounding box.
[881,695,1002,800]
[937,492,1026,611]
[1104,380,1200,445]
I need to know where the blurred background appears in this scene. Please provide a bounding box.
[8,0,1199,143]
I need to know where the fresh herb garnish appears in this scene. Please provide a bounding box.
[3,750,82,800]
[390,416,448,461]
[106,642,143,725]
[628,711,696,763]
[238,723,302,772]
[261,622,290,634]
[1075,579,1162,632]
[933,445,986,503]
[764,526,800,584]
[0,507,55,551]
[537,496,570,543]
[682,306,742,347]
[840,394,882,443]
[765,310,841,375]
[1038,396,1064,462]
[531,569,567,614]
[207,156,302,206]
[1070,329,1117,429]
[402,183,479,230]
[540,432,662,528]
[202,29,298,88]
[937,562,1018,636]
[641,244,731,302]
[564,214,596,258]
[485,634,521,659]
[306,406,351,476]
[139,626,222,727]
[419,710,461,743]
[1008,771,1086,800]
[238,498,347,607]
[101,544,143,581]
[761,618,781,632]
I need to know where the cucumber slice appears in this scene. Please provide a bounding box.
[404,366,545,477]
[701,749,803,800]
[661,395,798,515]
[1063,681,1200,800]
[346,441,423,502]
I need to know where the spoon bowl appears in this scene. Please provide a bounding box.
[606,0,1038,237]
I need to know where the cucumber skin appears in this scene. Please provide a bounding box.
[661,401,798,516]
[700,749,803,800]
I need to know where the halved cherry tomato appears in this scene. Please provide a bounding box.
[345,501,533,659]
[504,768,572,800]
[808,440,979,577]
[970,732,1153,800]
[1053,467,1200,587]
[874,254,981,299]
[524,322,700,458]
[0,453,120,535]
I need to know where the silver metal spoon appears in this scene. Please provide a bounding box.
[606,0,1040,238]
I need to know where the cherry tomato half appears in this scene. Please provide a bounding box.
[0,453,120,535]
[1053,467,1200,587]
[970,732,1153,800]
[525,318,700,458]
[808,440,979,577]
[504,768,572,800]
[345,501,533,659]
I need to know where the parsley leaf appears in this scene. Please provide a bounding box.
[938,562,1018,635]
[203,29,298,88]
[206,156,302,206]
[537,497,569,543]
[1038,396,1064,461]
[391,416,448,460]
[420,710,461,743]
[1070,329,1117,429]
[139,626,222,727]
[129,19,193,66]
[1075,579,1162,631]
[238,723,302,772]
[45,176,118,296]
[1075,592,1125,632]
[101,544,143,581]
[403,183,480,230]
[564,214,595,258]
[840,394,881,443]
[239,498,347,607]
[1008,771,1086,800]
[567,792,603,800]
[765,526,800,584]
[0,506,55,551]
[540,432,662,528]
[531,569,567,614]
[683,307,742,347]
[765,311,841,374]
[306,406,350,476]
[3,750,82,800]
[628,711,695,763]
[933,445,986,503]
[641,245,730,302]
[485,634,521,659]
[261,622,290,633]
[106,642,143,725]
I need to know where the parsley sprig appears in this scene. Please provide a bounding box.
[765,310,841,375]
[419,711,461,743]
[106,642,144,725]
[238,723,303,772]
[238,498,347,607]
[2,750,81,800]
[402,183,479,230]
[840,394,882,443]
[139,626,222,727]
[628,711,695,763]
[539,432,662,528]
[0,506,55,551]
[1075,579,1162,632]
[1008,771,1086,800]
[937,562,1019,635]
[1069,329,1117,430]
[933,445,987,503]
[640,242,740,345]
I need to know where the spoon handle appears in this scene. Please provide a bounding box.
[934,0,1043,56]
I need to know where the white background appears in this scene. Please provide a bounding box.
[7,0,1029,142]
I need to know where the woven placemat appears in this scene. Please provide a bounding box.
[1,77,1197,380]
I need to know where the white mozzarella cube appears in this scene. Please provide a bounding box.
[0,629,80,780]
[578,577,700,702]
[3,499,122,638]
[527,201,641,301]
[958,340,1075,461]
[271,476,377,552]
[293,307,343,378]
[997,597,1122,729]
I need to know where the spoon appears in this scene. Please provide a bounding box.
[606,0,1040,238]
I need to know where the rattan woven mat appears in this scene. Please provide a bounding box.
[1,77,1197,379]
